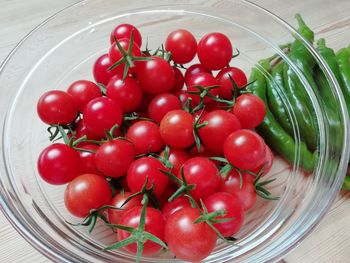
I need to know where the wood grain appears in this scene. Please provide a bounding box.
[0,0,349,262]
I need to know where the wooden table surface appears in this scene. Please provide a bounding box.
[1,0,350,262]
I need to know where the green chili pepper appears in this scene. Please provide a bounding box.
[266,61,293,136]
[292,14,316,68]
[281,14,319,151]
[335,46,350,190]
[317,38,350,116]
[247,60,315,172]
[313,66,342,154]
[336,47,350,108]
[290,14,318,91]
[315,39,345,153]
[343,173,350,190]
[283,63,317,151]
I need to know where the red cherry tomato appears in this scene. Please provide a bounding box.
[148,93,182,123]
[95,139,135,178]
[37,90,78,125]
[75,119,102,141]
[118,206,165,255]
[67,80,102,111]
[165,207,217,262]
[204,101,225,112]
[251,145,274,176]
[171,67,185,92]
[110,23,142,47]
[193,108,208,122]
[37,143,81,185]
[204,192,244,237]
[216,67,248,99]
[223,129,267,170]
[108,38,142,74]
[197,32,233,70]
[157,183,178,207]
[220,170,257,211]
[233,94,266,129]
[136,93,154,112]
[127,157,169,197]
[159,148,189,176]
[137,56,175,95]
[188,144,217,157]
[181,157,220,200]
[93,53,120,86]
[64,174,112,218]
[106,75,143,113]
[78,144,100,174]
[161,196,191,219]
[187,72,219,105]
[184,63,211,85]
[175,90,189,105]
[159,110,194,149]
[165,29,197,64]
[198,110,241,153]
[108,191,142,224]
[83,97,123,138]
[126,121,164,155]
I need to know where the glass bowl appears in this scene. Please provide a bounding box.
[0,0,349,262]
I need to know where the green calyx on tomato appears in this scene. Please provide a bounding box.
[104,180,168,263]
[108,32,152,79]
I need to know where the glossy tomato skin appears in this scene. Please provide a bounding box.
[75,119,102,141]
[216,67,248,99]
[165,207,217,262]
[175,90,189,105]
[83,97,123,138]
[187,72,219,105]
[251,145,273,176]
[224,129,267,171]
[181,157,220,200]
[127,157,169,197]
[148,93,182,123]
[171,67,185,92]
[165,29,197,64]
[64,173,112,218]
[117,206,165,255]
[126,121,164,155]
[184,63,211,85]
[161,196,191,219]
[95,139,135,178]
[37,143,81,185]
[78,144,100,174]
[108,39,142,74]
[198,110,241,153]
[220,170,257,211]
[204,192,244,237]
[159,110,194,149]
[93,53,120,86]
[110,23,142,47]
[37,90,78,125]
[106,75,143,113]
[233,94,266,129]
[137,56,175,95]
[108,191,142,224]
[67,80,102,111]
[159,148,189,175]
[197,32,233,70]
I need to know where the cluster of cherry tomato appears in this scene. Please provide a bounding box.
[36,23,274,262]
